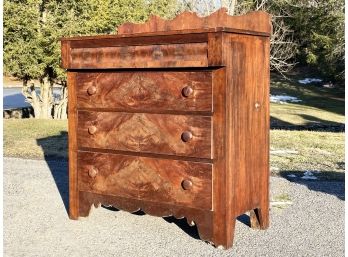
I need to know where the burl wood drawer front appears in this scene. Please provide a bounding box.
[76,71,212,112]
[69,43,208,69]
[77,111,212,159]
[77,152,212,210]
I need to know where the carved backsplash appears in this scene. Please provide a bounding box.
[117,8,271,35]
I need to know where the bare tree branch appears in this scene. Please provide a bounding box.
[181,0,297,74]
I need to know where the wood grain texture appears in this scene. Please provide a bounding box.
[77,111,212,158]
[67,33,208,47]
[67,72,78,219]
[76,71,212,111]
[63,9,271,249]
[61,41,71,68]
[79,191,214,241]
[117,8,271,35]
[77,151,212,210]
[69,43,208,69]
[208,32,223,66]
[211,67,236,248]
[224,33,270,229]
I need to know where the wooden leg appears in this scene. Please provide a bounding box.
[250,206,269,230]
[78,191,93,218]
[211,218,236,249]
[68,190,79,220]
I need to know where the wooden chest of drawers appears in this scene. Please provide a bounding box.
[61,8,271,249]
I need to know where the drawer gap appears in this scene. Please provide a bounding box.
[78,148,214,164]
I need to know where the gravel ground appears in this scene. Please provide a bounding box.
[4,158,344,257]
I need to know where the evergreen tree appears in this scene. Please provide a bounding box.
[4,0,179,119]
[288,0,344,81]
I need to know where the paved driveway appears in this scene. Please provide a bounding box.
[4,158,344,257]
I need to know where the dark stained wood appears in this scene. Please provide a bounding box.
[66,33,209,47]
[79,191,214,241]
[62,8,271,249]
[76,71,212,112]
[77,151,212,210]
[210,67,236,248]
[225,33,270,230]
[61,41,71,69]
[67,72,78,220]
[208,32,224,67]
[69,43,208,69]
[77,111,212,159]
[117,8,271,36]
[250,208,269,229]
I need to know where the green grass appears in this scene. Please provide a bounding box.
[271,130,344,180]
[273,193,291,202]
[270,72,344,127]
[4,119,68,159]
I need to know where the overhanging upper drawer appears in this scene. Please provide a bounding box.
[61,41,208,69]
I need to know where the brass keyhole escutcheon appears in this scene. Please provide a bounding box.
[182,179,193,190]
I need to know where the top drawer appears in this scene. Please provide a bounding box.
[63,42,208,69]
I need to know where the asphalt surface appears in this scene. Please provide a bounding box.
[4,157,344,257]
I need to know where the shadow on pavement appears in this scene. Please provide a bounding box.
[3,93,30,109]
[103,206,201,239]
[278,171,345,200]
[271,115,345,132]
[36,132,69,215]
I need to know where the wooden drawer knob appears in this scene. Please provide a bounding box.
[181,131,193,142]
[88,167,98,178]
[88,125,97,135]
[182,179,193,190]
[87,85,97,95]
[182,86,193,97]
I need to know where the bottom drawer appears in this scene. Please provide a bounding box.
[77,152,212,210]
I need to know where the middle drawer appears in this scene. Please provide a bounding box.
[77,111,212,159]
[75,71,212,112]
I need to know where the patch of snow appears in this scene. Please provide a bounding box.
[298,78,322,84]
[270,95,302,104]
[287,174,297,178]
[271,149,298,156]
[322,82,334,88]
[301,175,317,180]
[301,170,318,180]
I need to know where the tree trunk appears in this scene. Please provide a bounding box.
[39,78,53,119]
[53,85,68,120]
[22,78,54,119]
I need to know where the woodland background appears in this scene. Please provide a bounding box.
[3,0,345,119]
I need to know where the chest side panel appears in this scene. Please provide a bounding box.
[225,33,270,215]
